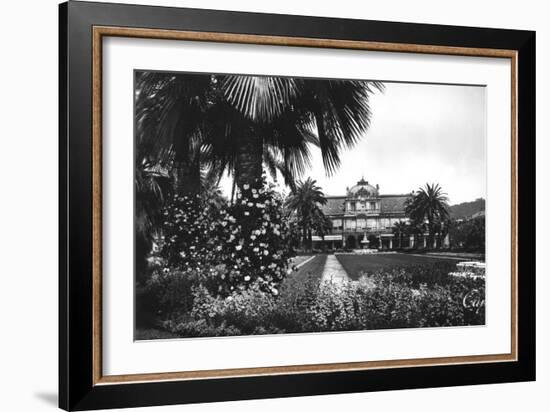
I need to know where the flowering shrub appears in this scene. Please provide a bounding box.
[156,194,225,270]
[219,180,297,296]
[142,177,297,328]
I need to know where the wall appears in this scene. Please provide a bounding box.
[0,0,546,411]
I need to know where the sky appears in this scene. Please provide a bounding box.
[220,81,486,205]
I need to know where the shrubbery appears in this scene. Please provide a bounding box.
[151,178,296,297]
[145,263,485,337]
[137,178,298,326]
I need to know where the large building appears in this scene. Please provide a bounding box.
[313,178,413,249]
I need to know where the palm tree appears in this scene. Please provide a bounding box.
[135,71,213,195]
[285,178,328,251]
[312,209,333,247]
[134,155,170,284]
[219,76,384,189]
[137,72,384,200]
[405,183,450,248]
[136,73,323,199]
[392,221,409,249]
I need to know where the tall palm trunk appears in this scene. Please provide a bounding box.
[427,221,436,249]
[173,162,201,195]
[234,133,263,189]
[173,136,201,195]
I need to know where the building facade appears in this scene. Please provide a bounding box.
[312,178,413,249]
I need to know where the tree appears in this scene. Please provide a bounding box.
[134,152,171,285]
[135,72,213,195]
[405,183,450,248]
[392,221,409,249]
[311,209,333,249]
[136,72,384,197]
[219,76,384,189]
[448,216,485,251]
[136,73,321,197]
[285,178,328,251]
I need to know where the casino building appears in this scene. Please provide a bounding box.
[312,178,415,250]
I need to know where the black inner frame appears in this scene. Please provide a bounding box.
[59,1,536,410]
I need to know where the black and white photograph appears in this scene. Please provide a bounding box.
[134,71,487,339]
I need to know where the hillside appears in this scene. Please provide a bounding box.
[448,198,485,220]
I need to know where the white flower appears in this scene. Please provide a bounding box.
[244,211,250,216]
[250,235,257,240]
[247,202,254,207]
[235,245,242,251]
[263,250,269,256]
[244,275,251,281]
[253,247,259,253]
[253,194,259,199]
[243,184,250,190]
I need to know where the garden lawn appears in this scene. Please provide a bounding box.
[336,253,456,281]
[292,255,327,280]
[280,255,327,296]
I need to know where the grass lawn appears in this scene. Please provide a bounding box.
[336,253,456,281]
[280,255,327,296]
[293,255,327,280]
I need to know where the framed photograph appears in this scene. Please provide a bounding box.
[59,1,535,410]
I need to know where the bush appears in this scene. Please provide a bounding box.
[154,264,485,337]
[218,179,297,296]
[151,178,296,298]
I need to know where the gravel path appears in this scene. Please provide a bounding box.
[321,254,351,284]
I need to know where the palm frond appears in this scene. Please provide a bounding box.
[219,75,299,122]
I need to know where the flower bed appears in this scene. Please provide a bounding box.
[138,261,485,338]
